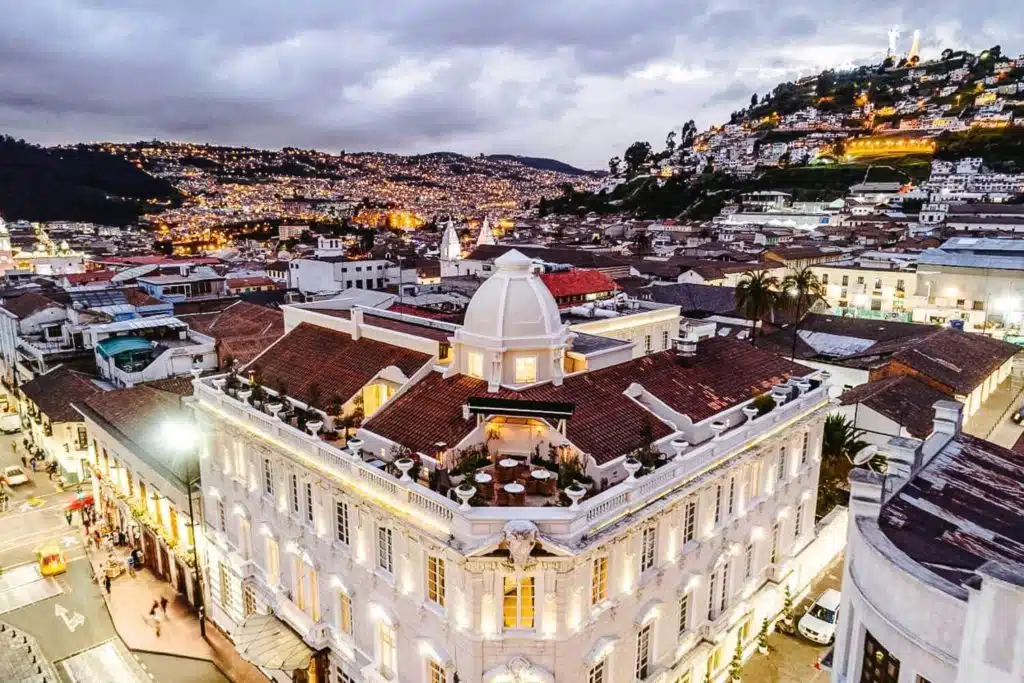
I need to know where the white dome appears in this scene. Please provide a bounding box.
[461,250,563,342]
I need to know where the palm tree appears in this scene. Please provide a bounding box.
[735,270,780,347]
[818,414,872,517]
[782,266,824,360]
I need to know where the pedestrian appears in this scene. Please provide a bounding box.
[20,456,27,470]
[103,575,111,595]
[153,611,161,638]
[150,599,159,617]
[64,509,73,526]
[160,596,168,617]
[127,554,136,577]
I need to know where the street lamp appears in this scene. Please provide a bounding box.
[160,416,207,639]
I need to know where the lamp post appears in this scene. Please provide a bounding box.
[162,405,207,640]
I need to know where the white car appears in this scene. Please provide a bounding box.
[2,465,29,486]
[798,588,841,645]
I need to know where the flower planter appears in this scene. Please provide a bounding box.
[395,458,415,482]
[565,485,586,509]
[623,458,642,481]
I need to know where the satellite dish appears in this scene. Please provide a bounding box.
[853,445,878,466]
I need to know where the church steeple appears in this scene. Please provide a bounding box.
[440,219,461,262]
[477,217,496,246]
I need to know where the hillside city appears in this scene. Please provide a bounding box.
[0,34,1022,683]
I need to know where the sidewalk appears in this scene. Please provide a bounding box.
[86,544,269,683]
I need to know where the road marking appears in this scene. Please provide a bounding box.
[55,602,86,632]
[62,534,80,548]
[60,640,153,683]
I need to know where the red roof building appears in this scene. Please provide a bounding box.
[540,269,618,307]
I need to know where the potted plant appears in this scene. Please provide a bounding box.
[778,586,796,634]
[728,636,743,681]
[757,618,770,655]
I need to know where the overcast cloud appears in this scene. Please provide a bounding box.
[1,1,1021,168]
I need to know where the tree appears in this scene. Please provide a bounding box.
[735,271,780,347]
[623,141,652,178]
[750,92,758,109]
[941,48,954,60]
[818,414,874,516]
[665,130,677,156]
[781,267,824,360]
[631,229,652,257]
[728,635,744,681]
[679,120,697,149]
[608,156,622,176]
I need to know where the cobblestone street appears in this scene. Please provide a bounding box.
[741,556,843,683]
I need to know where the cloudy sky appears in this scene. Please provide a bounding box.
[2,2,1020,169]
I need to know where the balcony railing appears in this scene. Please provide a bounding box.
[195,377,828,542]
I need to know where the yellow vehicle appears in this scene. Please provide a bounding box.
[34,542,67,577]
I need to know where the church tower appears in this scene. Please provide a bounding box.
[0,217,13,273]
[439,220,463,277]
[476,217,496,246]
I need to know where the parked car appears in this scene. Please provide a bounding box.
[2,465,29,486]
[798,588,841,645]
[1012,406,1024,424]
[0,413,21,434]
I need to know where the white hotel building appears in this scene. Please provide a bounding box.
[193,250,845,683]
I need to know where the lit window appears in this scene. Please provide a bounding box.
[265,537,279,583]
[662,330,670,349]
[682,500,696,543]
[636,623,652,680]
[335,501,350,544]
[706,645,722,677]
[502,576,535,629]
[427,555,446,607]
[243,584,257,616]
[588,659,606,683]
[378,621,397,679]
[377,526,394,574]
[591,556,608,605]
[337,592,352,634]
[644,334,652,352]
[514,356,537,384]
[640,527,656,572]
[467,351,484,379]
[218,563,232,610]
[428,660,446,683]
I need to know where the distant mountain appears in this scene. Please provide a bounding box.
[485,154,602,177]
[0,136,181,226]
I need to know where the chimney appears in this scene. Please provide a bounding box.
[674,323,699,365]
[931,400,963,437]
[883,436,922,481]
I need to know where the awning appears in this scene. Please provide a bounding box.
[233,613,315,671]
[66,495,95,511]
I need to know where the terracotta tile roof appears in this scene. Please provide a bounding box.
[124,287,165,307]
[142,376,196,397]
[889,328,1018,394]
[363,313,452,342]
[244,323,432,409]
[227,276,277,290]
[365,337,810,463]
[2,291,64,319]
[77,386,195,490]
[540,269,618,299]
[63,271,115,286]
[839,376,949,438]
[880,433,1024,586]
[21,366,102,423]
[181,301,284,365]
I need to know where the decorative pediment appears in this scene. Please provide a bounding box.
[483,657,555,683]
